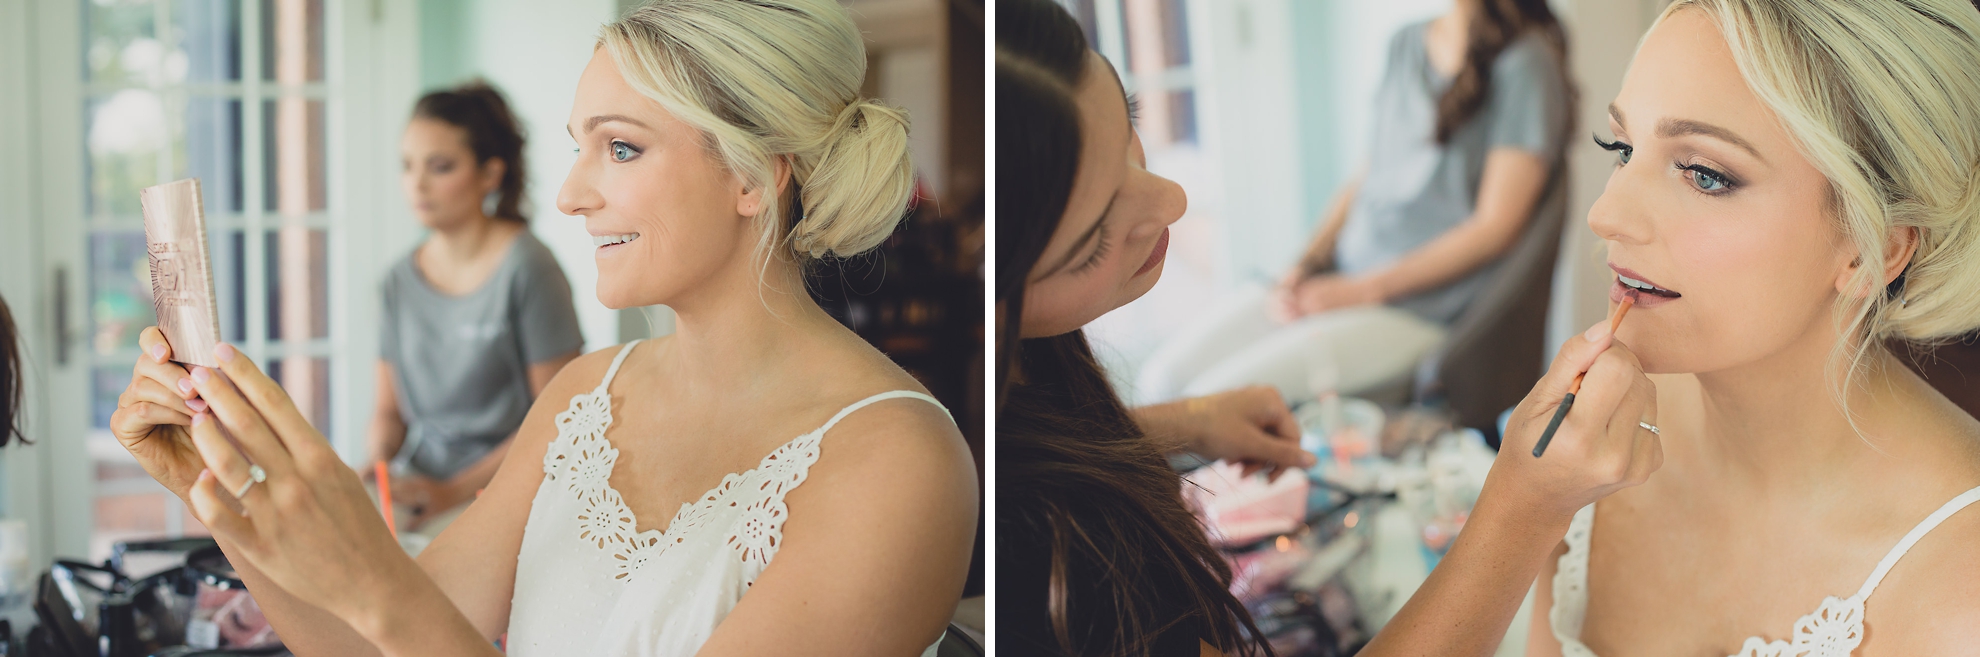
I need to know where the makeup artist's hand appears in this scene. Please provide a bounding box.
[1135,386,1316,479]
[1489,317,1663,520]
[179,343,420,633]
[110,327,210,501]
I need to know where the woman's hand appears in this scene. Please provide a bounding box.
[1135,385,1316,479]
[110,327,211,500]
[180,342,425,638]
[1489,317,1663,521]
[1294,275,1383,317]
[393,474,471,530]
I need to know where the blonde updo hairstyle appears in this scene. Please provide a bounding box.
[1653,0,1980,401]
[598,0,914,264]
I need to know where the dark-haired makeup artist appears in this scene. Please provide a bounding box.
[997,1,1662,656]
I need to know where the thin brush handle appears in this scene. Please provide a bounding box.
[1534,296,1635,457]
[1532,392,1575,457]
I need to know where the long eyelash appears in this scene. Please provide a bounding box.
[1593,134,1630,153]
[1073,224,1111,273]
[1677,163,1739,194]
[1126,93,1142,127]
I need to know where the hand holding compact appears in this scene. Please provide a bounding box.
[110,327,211,501]
[180,342,415,634]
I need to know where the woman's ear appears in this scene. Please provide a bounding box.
[479,157,508,194]
[1882,226,1920,285]
[734,157,794,219]
[1834,226,1920,296]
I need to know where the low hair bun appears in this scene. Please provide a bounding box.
[789,98,915,259]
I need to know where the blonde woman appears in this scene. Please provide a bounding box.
[1526,1,1980,655]
[106,1,976,655]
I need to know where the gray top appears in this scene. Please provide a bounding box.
[381,230,583,479]
[1333,21,1570,325]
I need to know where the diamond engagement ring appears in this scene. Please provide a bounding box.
[233,464,267,498]
[1639,421,1660,436]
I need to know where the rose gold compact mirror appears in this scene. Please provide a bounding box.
[140,178,223,368]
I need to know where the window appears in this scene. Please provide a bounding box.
[81,0,334,557]
[1065,0,1199,146]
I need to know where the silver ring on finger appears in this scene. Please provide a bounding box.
[1638,421,1660,436]
[232,464,267,498]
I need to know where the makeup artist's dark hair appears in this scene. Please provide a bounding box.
[997,1,1268,655]
[1434,0,1578,144]
[0,295,27,447]
[413,80,529,222]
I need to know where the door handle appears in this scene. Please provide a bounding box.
[52,265,69,367]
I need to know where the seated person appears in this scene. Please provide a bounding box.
[1137,0,1573,405]
[368,82,583,532]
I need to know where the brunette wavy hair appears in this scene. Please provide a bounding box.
[412,80,530,222]
[997,1,1267,654]
[1,295,25,446]
[1434,0,1577,144]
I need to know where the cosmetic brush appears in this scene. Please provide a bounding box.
[1532,294,1635,457]
[376,461,397,538]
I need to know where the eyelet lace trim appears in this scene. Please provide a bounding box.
[540,341,947,586]
[1551,486,1980,657]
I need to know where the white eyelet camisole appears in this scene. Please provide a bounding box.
[1549,485,1980,656]
[505,340,949,656]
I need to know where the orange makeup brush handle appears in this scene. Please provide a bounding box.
[376,461,396,538]
[1567,295,1635,395]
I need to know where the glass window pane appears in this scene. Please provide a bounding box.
[261,0,325,83]
[187,96,245,214]
[1169,88,1197,145]
[88,93,243,217]
[88,230,152,359]
[265,357,331,432]
[263,98,327,213]
[91,365,129,429]
[218,229,247,343]
[84,0,162,85]
[86,90,173,216]
[1160,0,1190,68]
[179,0,242,82]
[265,228,329,342]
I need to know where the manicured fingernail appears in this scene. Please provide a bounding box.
[215,343,235,363]
[187,398,206,413]
[192,412,206,426]
[151,344,168,361]
[178,378,193,394]
[1584,321,1610,342]
[192,368,211,384]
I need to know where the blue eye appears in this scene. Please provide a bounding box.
[1593,135,1632,166]
[610,141,638,162]
[1680,164,1734,193]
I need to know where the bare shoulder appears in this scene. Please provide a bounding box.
[1861,486,1980,654]
[792,348,974,506]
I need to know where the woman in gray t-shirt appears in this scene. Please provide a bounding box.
[1138,0,1573,404]
[370,83,583,530]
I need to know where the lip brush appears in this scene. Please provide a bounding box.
[1532,294,1635,457]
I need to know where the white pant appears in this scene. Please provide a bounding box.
[1133,284,1448,405]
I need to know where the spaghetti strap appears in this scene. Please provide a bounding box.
[1856,484,1980,600]
[816,390,950,436]
[594,340,644,393]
